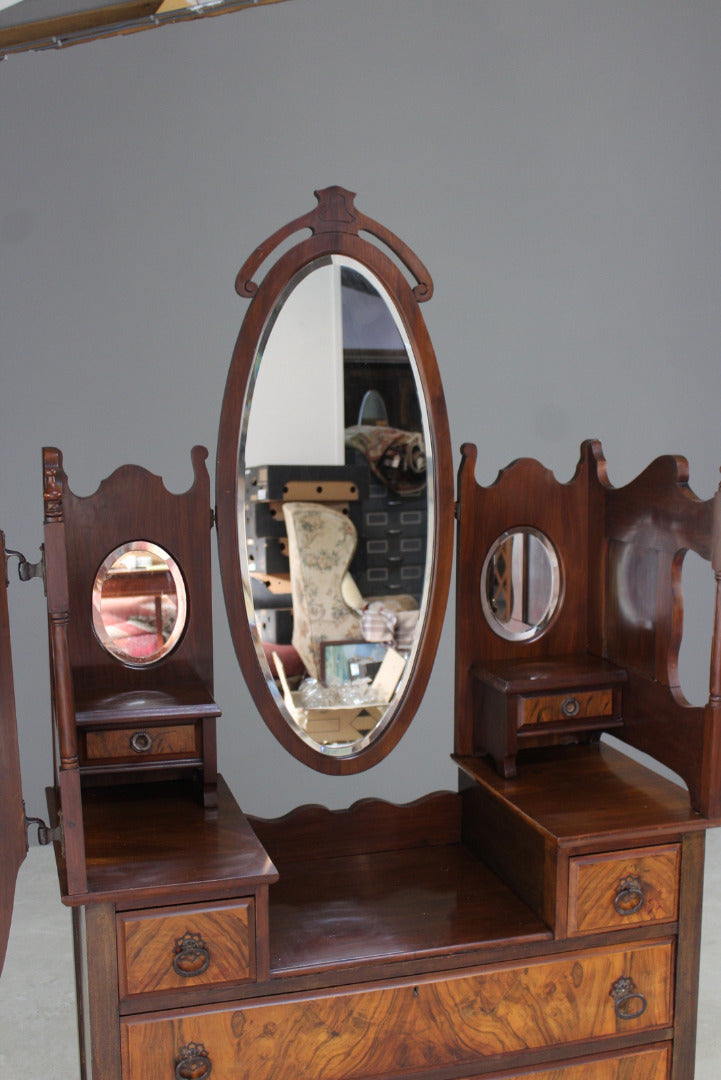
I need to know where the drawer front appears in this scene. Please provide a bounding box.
[466,1044,670,1079]
[121,941,672,1080]
[362,534,427,566]
[568,845,680,936]
[356,563,424,594]
[84,723,200,764]
[360,507,426,539]
[118,899,255,998]
[520,688,613,727]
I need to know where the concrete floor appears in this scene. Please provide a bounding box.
[2,835,720,1077]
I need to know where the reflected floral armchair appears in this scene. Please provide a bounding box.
[282,502,360,678]
[282,502,419,680]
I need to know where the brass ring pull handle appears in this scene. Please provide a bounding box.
[610,975,647,1020]
[560,696,580,718]
[175,1042,212,1079]
[614,875,645,915]
[173,931,211,977]
[129,730,153,754]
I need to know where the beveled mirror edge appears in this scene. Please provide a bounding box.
[216,188,454,774]
[91,539,189,667]
[479,526,563,644]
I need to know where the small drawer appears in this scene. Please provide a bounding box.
[83,723,200,764]
[117,898,255,998]
[567,844,680,936]
[360,508,427,539]
[122,940,672,1079]
[519,687,614,728]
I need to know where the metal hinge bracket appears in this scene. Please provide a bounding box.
[24,810,63,847]
[4,544,45,586]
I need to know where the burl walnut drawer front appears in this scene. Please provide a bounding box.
[121,940,672,1080]
[519,688,613,728]
[567,845,680,937]
[117,898,255,998]
[467,1043,669,1079]
[84,723,200,763]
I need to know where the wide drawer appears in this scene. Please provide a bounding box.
[462,1044,670,1079]
[121,940,673,1079]
[117,898,255,998]
[567,845,680,936]
[466,1044,670,1079]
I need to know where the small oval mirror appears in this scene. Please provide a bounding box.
[481,527,561,641]
[92,541,187,665]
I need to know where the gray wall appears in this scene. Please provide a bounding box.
[1,0,720,821]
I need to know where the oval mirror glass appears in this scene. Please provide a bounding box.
[92,541,187,665]
[241,256,431,756]
[481,527,561,642]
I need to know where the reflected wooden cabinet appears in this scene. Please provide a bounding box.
[2,190,720,1080]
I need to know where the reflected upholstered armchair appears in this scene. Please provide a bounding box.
[282,502,419,680]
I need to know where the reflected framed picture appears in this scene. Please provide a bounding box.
[320,640,389,685]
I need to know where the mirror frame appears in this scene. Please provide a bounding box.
[216,187,454,773]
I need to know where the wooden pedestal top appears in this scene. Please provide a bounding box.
[455,742,712,848]
[48,775,277,907]
[73,664,221,726]
[474,654,628,694]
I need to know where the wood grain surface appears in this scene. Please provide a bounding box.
[122,941,673,1079]
[118,898,254,997]
[568,845,680,936]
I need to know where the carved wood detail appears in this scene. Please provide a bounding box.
[235,186,433,301]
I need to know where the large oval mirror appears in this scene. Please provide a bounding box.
[216,188,453,773]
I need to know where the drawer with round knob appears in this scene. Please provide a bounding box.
[121,940,673,1079]
[519,687,614,728]
[567,845,680,937]
[117,898,255,999]
[82,722,201,767]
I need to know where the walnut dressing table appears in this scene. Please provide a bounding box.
[2,189,720,1080]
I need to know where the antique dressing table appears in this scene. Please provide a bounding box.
[2,187,721,1080]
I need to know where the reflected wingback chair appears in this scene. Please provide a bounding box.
[282,502,418,680]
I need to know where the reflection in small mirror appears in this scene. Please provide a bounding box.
[241,257,431,753]
[481,528,561,642]
[92,541,187,666]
